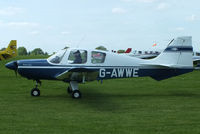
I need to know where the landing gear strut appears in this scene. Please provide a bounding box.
[67,81,81,99]
[31,80,41,97]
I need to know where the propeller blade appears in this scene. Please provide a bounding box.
[15,70,18,77]
[5,61,18,77]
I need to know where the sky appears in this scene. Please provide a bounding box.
[0,0,200,54]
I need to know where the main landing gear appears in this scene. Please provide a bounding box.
[31,80,41,97]
[67,81,82,99]
[30,80,81,99]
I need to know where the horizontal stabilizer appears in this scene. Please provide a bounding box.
[151,69,193,81]
[141,63,192,69]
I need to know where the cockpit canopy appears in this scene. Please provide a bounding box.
[48,49,67,64]
[48,48,106,64]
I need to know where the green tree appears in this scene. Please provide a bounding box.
[18,47,28,55]
[95,46,107,51]
[31,48,44,55]
[0,48,6,51]
[44,52,49,55]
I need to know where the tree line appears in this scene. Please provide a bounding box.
[17,47,48,56]
[18,46,109,55]
[1,45,126,56]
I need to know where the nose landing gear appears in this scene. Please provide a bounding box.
[31,80,41,97]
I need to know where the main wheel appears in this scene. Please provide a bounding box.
[31,88,40,97]
[67,87,72,94]
[72,90,81,99]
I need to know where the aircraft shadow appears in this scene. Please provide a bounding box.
[38,89,200,112]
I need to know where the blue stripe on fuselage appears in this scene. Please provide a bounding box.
[17,59,66,80]
[16,59,193,81]
[17,59,52,66]
[18,68,69,80]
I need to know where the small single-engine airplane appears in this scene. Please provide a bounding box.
[193,52,200,62]
[6,36,193,99]
[0,40,17,61]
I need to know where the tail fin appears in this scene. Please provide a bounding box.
[151,36,193,68]
[125,48,132,53]
[6,40,17,57]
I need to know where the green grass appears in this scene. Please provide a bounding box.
[1,56,200,134]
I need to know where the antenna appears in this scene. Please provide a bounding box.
[76,34,87,48]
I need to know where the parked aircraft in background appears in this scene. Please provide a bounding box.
[6,36,193,99]
[0,40,17,61]
[193,52,200,62]
[123,48,161,59]
[123,48,200,61]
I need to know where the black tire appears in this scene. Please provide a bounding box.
[31,88,40,97]
[67,87,72,94]
[72,90,81,99]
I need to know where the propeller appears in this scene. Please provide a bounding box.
[5,61,19,76]
[13,61,18,77]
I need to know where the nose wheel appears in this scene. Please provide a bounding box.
[31,80,41,97]
[31,88,40,96]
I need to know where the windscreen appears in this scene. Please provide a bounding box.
[48,49,67,64]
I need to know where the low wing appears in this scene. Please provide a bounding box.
[55,68,99,82]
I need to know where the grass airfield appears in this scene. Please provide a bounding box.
[1,56,200,134]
